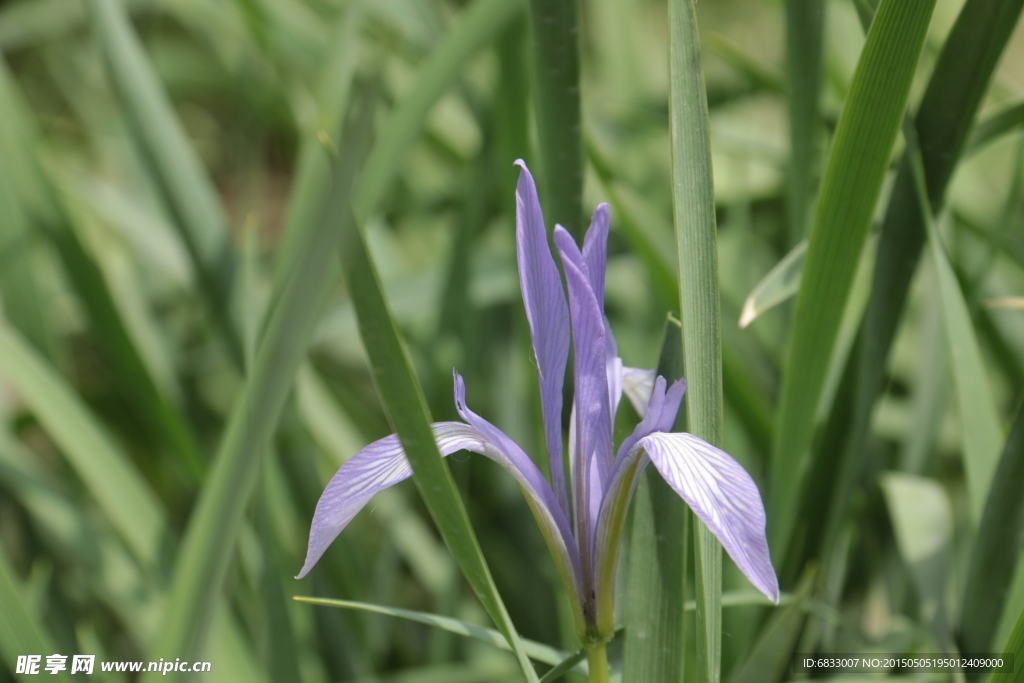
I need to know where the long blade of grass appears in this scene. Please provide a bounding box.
[293,597,585,676]
[525,0,581,237]
[739,241,807,329]
[0,546,73,683]
[88,0,242,364]
[141,90,376,682]
[337,172,541,683]
[669,0,725,678]
[769,0,936,561]
[0,322,166,566]
[988,604,1024,683]
[789,0,1024,579]
[784,0,825,245]
[354,0,522,222]
[960,400,1024,655]
[966,101,1024,158]
[0,56,206,480]
[623,321,689,681]
[727,566,816,683]
[906,127,1004,523]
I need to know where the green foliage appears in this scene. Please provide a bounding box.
[0,0,1022,680]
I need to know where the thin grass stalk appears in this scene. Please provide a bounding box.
[525,0,583,238]
[669,0,724,679]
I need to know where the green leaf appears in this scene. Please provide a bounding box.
[905,129,1004,523]
[880,472,953,622]
[623,320,688,682]
[784,0,825,244]
[669,0,725,679]
[0,322,167,567]
[0,546,73,683]
[988,603,1024,683]
[727,566,816,683]
[354,0,522,222]
[769,0,937,560]
[960,401,1024,655]
[294,597,580,676]
[966,101,1024,158]
[142,88,376,682]
[88,0,242,364]
[738,240,807,329]
[525,0,582,238]
[338,164,541,683]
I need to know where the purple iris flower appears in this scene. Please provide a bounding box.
[297,161,778,645]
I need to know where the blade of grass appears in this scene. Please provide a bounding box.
[338,170,541,683]
[669,0,725,678]
[988,604,1024,683]
[525,0,582,237]
[0,322,167,567]
[354,0,522,222]
[784,0,825,245]
[769,0,937,561]
[960,401,1024,656]
[0,158,56,360]
[623,321,689,681]
[0,546,73,683]
[293,597,585,676]
[739,241,807,329]
[906,126,1004,523]
[0,56,206,480]
[141,89,376,682]
[966,101,1024,158]
[727,566,816,683]
[788,0,1024,580]
[88,0,242,364]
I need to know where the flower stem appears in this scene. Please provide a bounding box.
[585,643,610,683]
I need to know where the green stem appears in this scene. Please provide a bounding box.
[585,643,610,683]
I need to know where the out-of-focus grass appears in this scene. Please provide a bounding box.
[0,0,1022,681]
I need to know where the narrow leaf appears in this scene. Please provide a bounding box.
[739,241,807,329]
[770,0,937,559]
[669,0,725,679]
[525,0,582,237]
[338,169,541,682]
[966,101,1024,157]
[142,90,376,681]
[988,603,1024,683]
[960,401,1024,655]
[293,597,586,676]
[906,131,1004,523]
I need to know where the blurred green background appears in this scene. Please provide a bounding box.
[0,0,1023,680]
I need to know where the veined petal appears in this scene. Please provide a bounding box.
[514,161,571,513]
[297,422,488,579]
[638,432,779,603]
[453,371,583,597]
[554,226,613,562]
[613,376,685,465]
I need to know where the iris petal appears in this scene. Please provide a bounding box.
[514,161,571,513]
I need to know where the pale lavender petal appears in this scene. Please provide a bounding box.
[452,371,583,594]
[638,432,779,603]
[613,376,685,465]
[297,422,488,579]
[582,204,610,309]
[621,367,658,417]
[554,226,613,558]
[514,160,571,513]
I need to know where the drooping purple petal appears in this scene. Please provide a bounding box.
[297,422,489,579]
[638,432,780,603]
[582,204,610,309]
[452,370,583,596]
[554,226,613,559]
[514,160,571,514]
